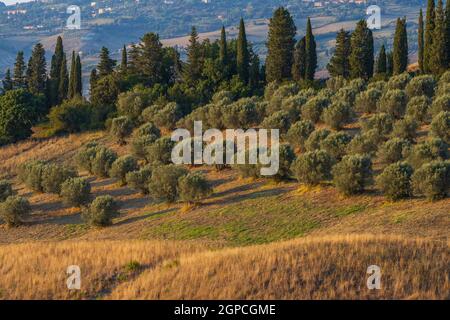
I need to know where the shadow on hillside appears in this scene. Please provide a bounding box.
[29,212,82,226]
[114,208,177,226]
[211,181,264,199]
[31,199,66,213]
[118,196,151,212]
[210,187,285,206]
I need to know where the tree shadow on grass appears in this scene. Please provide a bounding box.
[114,208,177,226]
[209,187,286,206]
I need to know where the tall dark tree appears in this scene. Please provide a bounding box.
[236,18,250,84]
[424,0,436,73]
[127,43,140,75]
[58,54,68,102]
[27,43,47,96]
[305,17,317,81]
[120,45,128,73]
[292,37,306,81]
[138,32,164,85]
[446,0,450,63]
[418,9,425,73]
[13,51,27,89]
[219,26,228,66]
[376,44,387,74]
[430,0,448,75]
[49,36,64,105]
[249,53,261,90]
[386,51,394,76]
[68,51,76,99]
[2,69,13,92]
[89,68,98,95]
[97,46,116,77]
[74,54,82,96]
[327,29,351,79]
[265,7,297,82]
[349,20,374,79]
[393,17,409,75]
[184,26,203,84]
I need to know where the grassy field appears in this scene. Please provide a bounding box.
[0,235,447,299]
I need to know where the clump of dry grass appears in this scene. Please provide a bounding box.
[108,235,449,300]
[0,240,207,299]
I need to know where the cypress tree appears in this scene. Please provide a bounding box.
[249,53,260,90]
[49,36,64,105]
[424,0,436,73]
[446,0,450,63]
[376,44,387,74]
[327,29,351,79]
[127,43,140,75]
[13,51,26,89]
[350,20,374,79]
[292,37,306,81]
[430,0,448,75]
[138,32,164,86]
[265,7,297,83]
[68,51,76,99]
[74,54,82,97]
[120,45,128,73]
[305,17,317,81]
[393,17,409,75]
[184,26,203,84]
[386,51,394,76]
[418,9,425,73]
[237,18,250,84]
[2,69,13,91]
[89,68,98,95]
[27,43,47,95]
[58,54,68,102]
[97,46,116,77]
[219,26,228,66]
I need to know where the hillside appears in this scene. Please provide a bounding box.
[0,235,448,299]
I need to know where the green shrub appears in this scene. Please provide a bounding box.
[301,96,331,123]
[148,165,188,203]
[109,155,139,186]
[391,117,418,142]
[267,83,299,113]
[272,144,296,181]
[110,116,134,145]
[377,138,412,164]
[0,196,30,227]
[430,111,450,143]
[354,88,382,113]
[281,94,307,122]
[178,173,213,204]
[286,120,315,150]
[291,150,334,185]
[305,129,331,152]
[320,132,353,160]
[117,85,159,123]
[377,89,407,119]
[361,113,394,137]
[406,96,430,124]
[153,102,183,130]
[130,123,161,159]
[260,110,291,134]
[126,166,152,195]
[367,80,387,92]
[335,86,358,106]
[91,147,118,178]
[386,73,411,90]
[144,137,175,165]
[41,163,77,194]
[429,94,450,117]
[82,195,118,227]
[332,154,373,195]
[233,149,261,179]
[405,75,436,98]
[60,177,91,207]
[48,98,92,134]
[75,142,99,173]
[322,100,353,130]
[0,180,14,202]
[223,97,260,129]
[412,161,450,200]
[348,78,367,93]
[407,138,449,169]
[346,130,381,156]
[377,162,413,201]
[326,76,347,92]
[18,160,46,192]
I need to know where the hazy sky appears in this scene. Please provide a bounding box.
[2,0,35,5]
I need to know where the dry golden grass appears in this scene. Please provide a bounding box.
[108,235,449,300]
[0,240,207,300]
